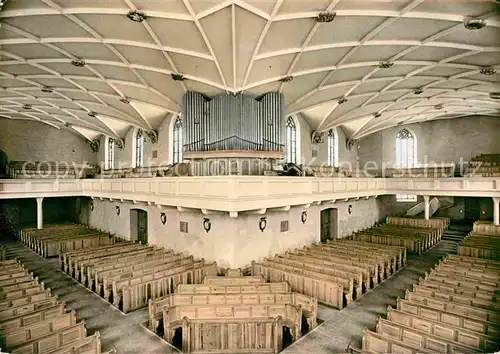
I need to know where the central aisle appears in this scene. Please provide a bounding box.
[282,240,458,353]
[2,241,179,354]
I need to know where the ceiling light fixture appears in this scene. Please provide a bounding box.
[374,112,382,118]
[480,67,497,75]
[338,97,348,104]
[316,11,336,23]
[379,61,394,69]
[0,0,8,10]
[127,10,147,22]
[88,111,97,117]
[280,75,294,83]
[464,18,486,30]
[71,59,86,67]
[413,87,423,95]
[171,73,185,81]
[23,104,32,110]
[41,86,53,93]
[120,97,130,104]
[490,92,500,99]
[434,104,444,110]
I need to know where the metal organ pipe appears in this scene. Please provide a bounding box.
[182,92,284,152]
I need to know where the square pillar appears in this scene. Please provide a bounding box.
[493,197,500,226]
[36,197,44,230]
[423,195,430,221]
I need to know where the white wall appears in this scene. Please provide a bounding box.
[358,115,500,171]
[0,119,97,164]
[81,196,395,268]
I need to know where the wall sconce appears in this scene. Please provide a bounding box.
[301,211,307,224]
[348,205,353,215]
[160,212,167,225]
[89,201,94,212]
[259,217,267,232]
[115,206,121,216]
[203,218,211,233]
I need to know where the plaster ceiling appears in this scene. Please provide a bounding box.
[0,0,499,141]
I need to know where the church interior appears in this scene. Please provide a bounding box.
[0,0,500,353]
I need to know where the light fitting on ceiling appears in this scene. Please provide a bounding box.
[413,87,424,95]
[338,97,348,104]
[64,123,71,128]
[127,10,147,22]
[171,73,185,81]
[373,112,382,118]
[434,104,444,110]
[316,12,336,23]
[479,67,497,75]
[41,86,53,93]
[71,59,86,67]
[379,61,394,69]
[280,75,294,83]
[22,104,32,110]
[490,92,500,99]
[88,111,97,117]
[464,18,486,30]
[0,0,8,10]
[120,97,130,104]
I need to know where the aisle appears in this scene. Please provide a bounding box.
[1,241,179,354]
[282,240,458,354]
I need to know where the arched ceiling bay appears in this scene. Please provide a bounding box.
[0,0,499,141]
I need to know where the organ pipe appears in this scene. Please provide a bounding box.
[182,92,284,152]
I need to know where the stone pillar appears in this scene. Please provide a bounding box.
[36,197,44,230]
[493,197,500,226]
[423,195,430,221]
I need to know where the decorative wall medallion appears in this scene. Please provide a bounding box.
[311,131,324,144]
[115,206,121,216]
[301,211,307,224]
[348,205,353,215]
[203,218,211,233]
[115,138,125,150]
[88,139,100,153]
[145,130,158,143]
[259,217,267,232]
[160,212,167,225]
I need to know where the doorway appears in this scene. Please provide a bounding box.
[465,198,480,221]
[130,209,148,244]
[320,208,338,242]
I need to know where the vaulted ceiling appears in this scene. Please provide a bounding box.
[0,0,499,141]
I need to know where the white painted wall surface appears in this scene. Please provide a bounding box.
[81,196,393,268]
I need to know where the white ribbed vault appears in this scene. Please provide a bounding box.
[0,0,499,141]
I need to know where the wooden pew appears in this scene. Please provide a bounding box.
[148,282,292,332]
[203,275,265,285]
[252,261,344,309]
[362,328,434,353]
[375,317,481,353]
[387,307,498,351]
[0,302,66,332]
[396,298,500,337]
[8,321,86,354]
[1,310,77,348]
[163,303,302,344]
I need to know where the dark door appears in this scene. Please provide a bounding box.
[465,198,480,221]
[321,209,331,242]
[137,210,148,244]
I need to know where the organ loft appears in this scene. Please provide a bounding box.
[0,0,499,353]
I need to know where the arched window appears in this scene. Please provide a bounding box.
[286,116,297,164]
[105,137,114,170]
[173,116,183,164]
[396,128,416,202]
[327,129,338,167]
[134,130,144,168]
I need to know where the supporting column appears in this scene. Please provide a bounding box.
[423,195,430,221]
[36,197,44,230]
[493,197,500,226]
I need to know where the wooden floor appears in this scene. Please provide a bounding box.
[1,238,460,354]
